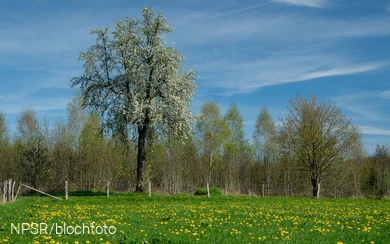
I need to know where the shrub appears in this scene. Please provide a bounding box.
[194,187,222,196]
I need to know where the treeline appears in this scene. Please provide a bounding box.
[0,95,389,198]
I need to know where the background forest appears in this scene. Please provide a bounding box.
[0,94,389,198]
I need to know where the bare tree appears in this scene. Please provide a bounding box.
[280,94,362,197]
[15,108,50,189]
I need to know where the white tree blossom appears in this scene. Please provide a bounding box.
[72,8,197,192]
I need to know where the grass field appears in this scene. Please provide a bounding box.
[1,194,390,243]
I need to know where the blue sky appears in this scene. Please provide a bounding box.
[1,0,389,154]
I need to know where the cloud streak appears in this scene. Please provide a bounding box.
[194,52,385,95]
[170,9,390,49]
[360,125,390,136]
[300,63,384,81]
[166,5,390,97]
[380,90,390,99]
[1,98,70,115]
[273,0,327,8]
[331,91,390,122]
[206,1,274,19]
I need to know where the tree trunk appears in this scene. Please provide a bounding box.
[136,125,147,193]
[207,154,212,185]
[311,177,320,197]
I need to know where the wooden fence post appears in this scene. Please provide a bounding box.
[107,181,110,198]
[148,181,151,197]
[15,184,21,201]
[65,181,68,200]
[262,184,265,198]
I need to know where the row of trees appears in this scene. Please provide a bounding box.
[0,95,389,198]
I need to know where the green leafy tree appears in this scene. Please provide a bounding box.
[361,166,379,198]
[195,102,230,185]
[77,113,106,189]
[280,94,361,197]
[365,145,390,198]
[224,103,245,147]
[253,106,278,194]
[223,103,248,192]
[50,118,71,189]
[71,8,196,192]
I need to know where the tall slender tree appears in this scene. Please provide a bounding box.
[253,106,278,194]
[71,8,196,192]
[223,103,246,192]
[195,102,230,185]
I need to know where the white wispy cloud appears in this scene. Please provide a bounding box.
[194,52,385,94]
[0,9,111,95]
[0,8,134,55]
[273,0,327,8]
[300,63,383,81]
[166,6,390,96]
[1,98,70,115]
[170,9,390,48]
[359,125,390,136]
[206,1,274,19]
[331,91,390,121]
[380,90,390,99]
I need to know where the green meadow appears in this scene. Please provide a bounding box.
[1,195,390,243]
